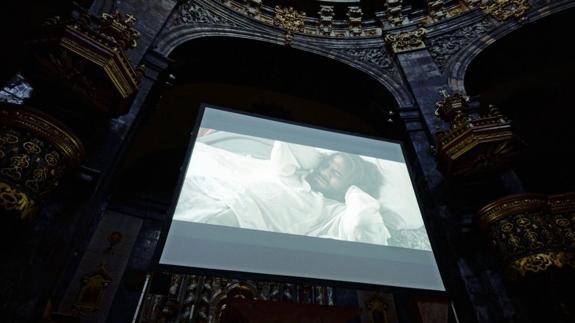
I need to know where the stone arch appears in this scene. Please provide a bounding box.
[155,25,414,108]
[446,2,575,94]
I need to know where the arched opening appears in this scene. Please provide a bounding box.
[112,36,405,207]
[464,7,575,194]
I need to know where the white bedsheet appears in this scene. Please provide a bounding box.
[174,141,391,245]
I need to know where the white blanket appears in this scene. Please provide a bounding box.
[174,141,391,245]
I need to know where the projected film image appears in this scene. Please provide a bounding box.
[174,128,431,250]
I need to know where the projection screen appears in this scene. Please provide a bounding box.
[159,106,445,291]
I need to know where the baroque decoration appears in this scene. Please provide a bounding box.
[481,0,531,21]
[0,104,85,221]
[434,91,523,177]
[478,193,575,278]
[384,28,427,53]
[347,6,363,37]
[318,5,335,35]
[274,6,306,45]
[173,1,233,26]
[21,10,143,117]
[136,272,335,322]
[427,18,496,71]
[336,47,397,75]
[383,0,403,27]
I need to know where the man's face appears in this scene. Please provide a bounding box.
[306,154,356,200]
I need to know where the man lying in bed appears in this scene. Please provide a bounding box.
[174,140,392,245]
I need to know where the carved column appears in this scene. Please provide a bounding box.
[383,28,443,158]
[0,104,84,221]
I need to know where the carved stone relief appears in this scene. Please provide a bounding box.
[336,47,398,75]
[173,1,235,26]
[427,18,497,71]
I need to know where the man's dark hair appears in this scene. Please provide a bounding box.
[333,153,383,198]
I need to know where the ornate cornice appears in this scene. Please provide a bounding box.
[0,106,85,164]
[477,193,548,228]
[481,0,531,21]
[384,28,426,54]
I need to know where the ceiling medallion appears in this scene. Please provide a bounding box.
[274,5,306,45]
[481,0,530,21]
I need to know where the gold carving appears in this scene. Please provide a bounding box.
[478,192,575,278]
[478,195,548,227]
[481,0,530,21]
[0,181,37,221]
[74,264,113,312]
[0,104,84,220]
[384,28,426,53]
[274,6,306,45]
[0,106,84,163]
[100,11,140,50]
[22,11,142,116]
[434,94,523,177]
[509,252,575,277]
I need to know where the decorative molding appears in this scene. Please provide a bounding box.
[478,192,575,278]
[427,18,497,71]
[173,1,235,26]
[384,28,426,53]
[428,0,447,21]
[336,47,397,74]
[246,0,262,17]
[274,6,306,45]
[481,0,531,21]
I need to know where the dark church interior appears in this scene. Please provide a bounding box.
[1,0,575,322]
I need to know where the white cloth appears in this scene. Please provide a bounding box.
[174,141,390,245]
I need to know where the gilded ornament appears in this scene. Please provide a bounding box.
[274,6,306,45]
[479,192,575,278]
[481,0,530,21]
[0,104,84,221]
[384,28,426,53]
[434,92,523,177]
[22,10,142,116]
